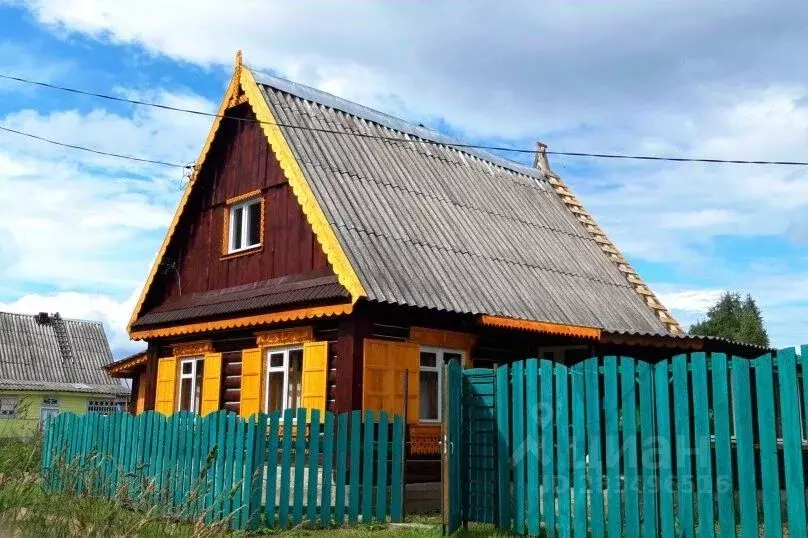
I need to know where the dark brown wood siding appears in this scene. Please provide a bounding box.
[143,103,331,312]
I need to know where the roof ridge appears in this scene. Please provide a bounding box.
[534,143,683,333]
[249,67,547,182]
[0,310,103,326]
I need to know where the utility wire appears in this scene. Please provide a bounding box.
[0,125,191,168]
[3,72,808,167]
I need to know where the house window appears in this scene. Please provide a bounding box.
[0,396,19,418]
[265,347,303,414]
[537,345,590,363]
[178,357,205,413]
[419,347,464,422]
[227,197,262,253]
[87,399,126,415]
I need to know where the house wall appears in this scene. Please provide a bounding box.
[142,103,331,310]
[0,391,110,438]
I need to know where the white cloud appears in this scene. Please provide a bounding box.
[0,89,214,355]
[0,91,213,291]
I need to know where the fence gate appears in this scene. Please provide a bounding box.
[443,362,499,533]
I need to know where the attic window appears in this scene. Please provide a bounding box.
[227,196,262,253]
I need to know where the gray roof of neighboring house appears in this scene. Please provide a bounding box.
[0,312,129,396]
[253,70,669,335]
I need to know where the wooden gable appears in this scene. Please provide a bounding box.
[137,103,333,318]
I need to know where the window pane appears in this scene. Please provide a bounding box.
[179,378,192,411]
[420,351,437,368]
[420,371,439,420]
[247,201,261,246]
[287,349,303,409]
[267,371,284,412]
[231,206,244,249]
[194,359,205,413]
[269,352,284,368]
[444,352,462,364]
[182,361,193,375]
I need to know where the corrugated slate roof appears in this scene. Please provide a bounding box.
[253,71,669,335]
[133,272,349,328]
[0,312,128,395]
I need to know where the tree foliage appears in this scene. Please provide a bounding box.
[688,292,770,347]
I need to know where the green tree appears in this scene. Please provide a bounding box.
[688,292,770,347]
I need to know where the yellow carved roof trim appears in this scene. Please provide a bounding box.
[479,314,602,340]
[127,66,243,333]
[130,303,353,341]
[239,66,366,302]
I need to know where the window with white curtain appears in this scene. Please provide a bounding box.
[264,347,303,414]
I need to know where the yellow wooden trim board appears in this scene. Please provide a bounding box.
[128,52,366,337]
[479,315,602,340]
[239,66,366,302]
[130,303,353,340]
[255,326,314,347]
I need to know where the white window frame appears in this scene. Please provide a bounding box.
[537,345,590,362]
[263,345,304,417]
[227,198,262,253]
[0,396,19,418]
[419,346,465,423]
[177,356,204,414]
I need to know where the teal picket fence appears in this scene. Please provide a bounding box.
[447,348,808,537]
[41,408,405,530]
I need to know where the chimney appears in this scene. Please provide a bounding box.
[35,312,51,325]
[533,141,555,177]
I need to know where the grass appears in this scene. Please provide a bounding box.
[0,437,493,537]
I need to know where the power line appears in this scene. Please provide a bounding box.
[4,72,808,167]
[0,125,191,168]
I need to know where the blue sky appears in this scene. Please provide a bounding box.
[0,0,806,355]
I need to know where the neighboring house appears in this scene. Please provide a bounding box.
[0,311,130,438]
[112,53,763,466]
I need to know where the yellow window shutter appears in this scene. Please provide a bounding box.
[362,339,420,422]
[240,348,263,418]
[155,357,177,416]
[301,341,328,415]
[200,352,223,415]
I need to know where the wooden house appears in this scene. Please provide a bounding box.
[110,53,762,470]
[0,311,129,438]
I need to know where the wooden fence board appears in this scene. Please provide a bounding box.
[754,355,782,538]
[672,355,694,538]
[265,411,280,526]
[710,354,736,538]
[511,360,526,535]
[495,365,511,530]
[390,415,404,522]
[731,357,759,538]
[525,359,540,537]
[278,408,294,528]
[362,410,374,523]
[292,407,307,525]
[654,361,674,538]
[690,352,715,538]
[321,411,335,526]
[637,360,657,538]
[348,410,362,524]
[570,361,586,538]
[554,363,570,538]
[335,411,349,525]
[376,411,389,522]
[776,348,807,537]
[307,409,322,525]
[540,360,555,538]
[603,356,621,538]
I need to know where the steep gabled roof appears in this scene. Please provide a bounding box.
[0,311,129,395]
[130,54,680,337]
